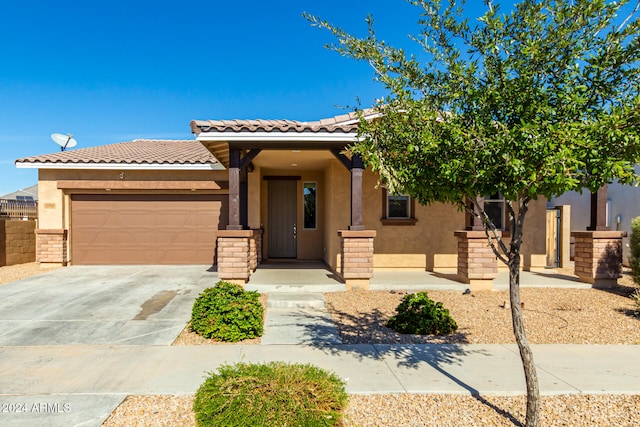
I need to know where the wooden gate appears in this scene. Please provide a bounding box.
[546,209,560,267]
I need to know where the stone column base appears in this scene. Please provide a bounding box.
[454,230,499,291]
[35,229,68,266]
[217,230,254,285]
[339,230,376,290]
[572,231,627,288]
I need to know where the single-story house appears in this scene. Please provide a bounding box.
[16,112,549,288]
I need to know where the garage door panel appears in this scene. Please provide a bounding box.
[71,194,228,265]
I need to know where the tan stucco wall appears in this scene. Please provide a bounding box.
[324,160,351,270]
[247,167,261,229]
[322,161,548,272]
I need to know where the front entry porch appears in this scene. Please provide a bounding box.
[243,261,591,293]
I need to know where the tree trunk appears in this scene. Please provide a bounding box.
[509,253,540,427]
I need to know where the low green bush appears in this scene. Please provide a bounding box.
[387,291,458,335]
[190,280,263,342]
[193,362,348,427]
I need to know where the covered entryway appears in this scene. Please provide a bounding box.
[70,194,228,265]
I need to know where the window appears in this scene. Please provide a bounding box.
[484,193,505,230]
[303,182,317,229]
[387,194,410,219]
[381,188,417,225]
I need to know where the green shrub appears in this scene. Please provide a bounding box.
[190,280,263,342]
[386,291,458,335]
[193,362,348,427]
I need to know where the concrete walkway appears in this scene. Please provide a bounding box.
[1,344,639,426]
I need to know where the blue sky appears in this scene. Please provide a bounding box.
[1,0,513,195]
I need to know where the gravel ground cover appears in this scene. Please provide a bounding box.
[323,283,640,345]
[0,262,60,285]
[102,393,640,427]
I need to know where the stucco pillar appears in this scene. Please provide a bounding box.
[454,230,499,290]
[572,230,627,288]
[338,230,376,290]
[216,230,254,285]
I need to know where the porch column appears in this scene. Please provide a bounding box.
[465,196,485,231]
[338,230,376,290]
[573,185,626,288]
[454,230,499,291]
[217,230,255,285]
[227,148,242,231]
[572,230,627,288]
[588,186,609,231]
[350,154,364,231]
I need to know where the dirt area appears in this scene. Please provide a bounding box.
[0,262,60,285]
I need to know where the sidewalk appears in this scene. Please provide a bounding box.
[0,343,639,426]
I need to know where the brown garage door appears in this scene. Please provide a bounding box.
[71,194,228,265]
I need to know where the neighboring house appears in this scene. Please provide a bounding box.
[549,165,640,265]
[15,113,548,280]
[0,184,38,219]
[1,184,38,202]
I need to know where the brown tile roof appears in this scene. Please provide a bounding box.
[190,111,367,134]
[15,139,219,166]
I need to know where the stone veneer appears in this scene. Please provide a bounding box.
[0,219,36,266]
[216,229,263,285]
[35,229,68,265]
[454,230,499,290]
[338,230,376,290]
[572,231,627,288]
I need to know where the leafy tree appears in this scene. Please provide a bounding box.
[307,1,640,425]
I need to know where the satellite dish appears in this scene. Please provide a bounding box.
[51,133,78,151]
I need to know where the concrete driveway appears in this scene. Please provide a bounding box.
[0,265,217,346]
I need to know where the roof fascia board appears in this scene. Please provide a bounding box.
[195,131,359,143]
[15,162,225,171]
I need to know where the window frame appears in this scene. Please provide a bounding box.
[302,181,317,230]
[483,193,510,233]
[381,188,417,226]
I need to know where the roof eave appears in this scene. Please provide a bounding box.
[15,162,225,171]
